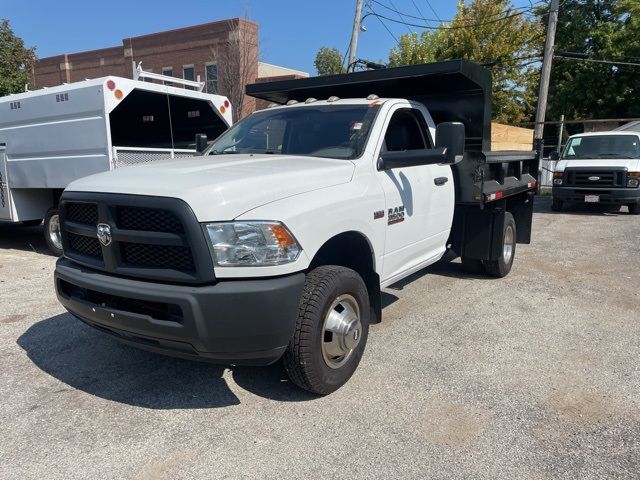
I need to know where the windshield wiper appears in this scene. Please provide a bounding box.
[208,150,242,155]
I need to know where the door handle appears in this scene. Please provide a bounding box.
[434,177,448,186]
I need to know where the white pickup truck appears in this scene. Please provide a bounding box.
[54,61,539,394]
[550,131,640,214]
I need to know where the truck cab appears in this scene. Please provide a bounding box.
[551,131,640,214]
[54,60,539,394]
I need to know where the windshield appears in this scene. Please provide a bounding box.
[562,135,640,159]
[206,104,380,159]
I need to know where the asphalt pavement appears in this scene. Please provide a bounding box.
[1,197,638,479]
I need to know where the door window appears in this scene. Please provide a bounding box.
[383,109,431,152]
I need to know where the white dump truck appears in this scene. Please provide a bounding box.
[54,60,539,394]
[0,67,232,255]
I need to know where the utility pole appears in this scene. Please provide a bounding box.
[347,0,364,73]
[534,0,560,141]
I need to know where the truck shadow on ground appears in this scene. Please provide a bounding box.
[17,313,319,409]
[0,223,51,255]
[534,196,632,216]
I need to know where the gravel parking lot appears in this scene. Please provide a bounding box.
[0,197,638,480]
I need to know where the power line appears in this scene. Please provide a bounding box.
[423,0,442,22]
[555,55,640,68]
[366,6,544,31]
[371,10,401,45]
[367,0,546,26]
[409,0,436,28]
[387,0,414,33]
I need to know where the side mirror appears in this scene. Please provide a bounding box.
[549,150,560,161]
[195,133,208,154]
[435,122,465,164]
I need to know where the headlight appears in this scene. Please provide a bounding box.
[627,173,640,188]
[553,172,563,185]
[204,221,301,266]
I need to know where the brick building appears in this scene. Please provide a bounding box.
[32,18,308,118]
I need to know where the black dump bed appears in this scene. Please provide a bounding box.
[246,59,539,205]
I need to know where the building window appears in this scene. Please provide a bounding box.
[205,64,218,94]
[162,67,173,86]
[183,65,195,90]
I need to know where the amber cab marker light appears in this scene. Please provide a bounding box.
[114,89,124,100]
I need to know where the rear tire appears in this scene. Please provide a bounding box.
[44,207,63,257]
[551,198,563,211]
[484,212,516,278]
[283,265,370,395]
[629,203,640,215]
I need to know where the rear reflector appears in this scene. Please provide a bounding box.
[106,80,116,91]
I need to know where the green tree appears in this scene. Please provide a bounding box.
[314,47,345,75]
[388,0,543,124]
[547,0,640,121]
[0,19,36,96]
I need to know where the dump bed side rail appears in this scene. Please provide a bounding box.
[453,150,539,206]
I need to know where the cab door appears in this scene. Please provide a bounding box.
[376,106,454,284]
[0,146,11,221]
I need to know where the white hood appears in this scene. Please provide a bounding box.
[556,158,640,171]
[66,154,356,220]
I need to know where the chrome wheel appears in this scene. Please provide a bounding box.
[321,294,362,369]
[48,214,62,250]
[503,224,514,265]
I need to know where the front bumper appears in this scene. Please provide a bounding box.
[552,186,640,204]
[55,258,305,365]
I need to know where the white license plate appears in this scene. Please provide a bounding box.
[585,195,600,203]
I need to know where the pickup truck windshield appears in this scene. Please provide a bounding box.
[206,104,380,159]
[562,135,640,159]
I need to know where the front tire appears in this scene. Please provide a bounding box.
[484,211,516,278]
[283,266,370,395]
[629,203,640,215]
[44,207,63,257]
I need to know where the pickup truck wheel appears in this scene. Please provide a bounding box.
[283,265,370,395]
[44,207,63,257]
[551,198,563,211]
[484,212,516,278]
[629,203,640,215]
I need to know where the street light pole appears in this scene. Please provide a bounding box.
[347,0,365,73]
[534,0,560,141]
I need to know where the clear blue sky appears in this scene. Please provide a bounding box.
[3,0,536,74]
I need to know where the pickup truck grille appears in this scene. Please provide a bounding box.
[59,193,215,284]
[68,232,102,258]
[120,242,195,272]
[564,169,626,188]
[117,207,184,233]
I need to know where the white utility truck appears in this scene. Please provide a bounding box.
[54,61,539,394]
[550,131,640,213]
[0,66,232,255]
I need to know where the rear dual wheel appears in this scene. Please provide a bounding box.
[461,212,517,278]
[283,265,370,395]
